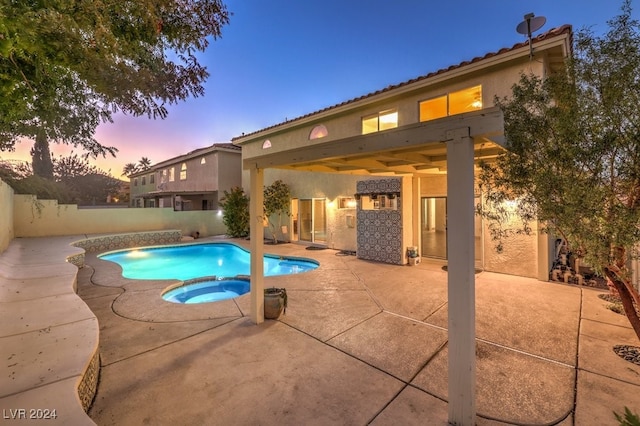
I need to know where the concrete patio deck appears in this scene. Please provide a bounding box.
[0,236,99,425]
[2,236,640,425]
[79,238,640,425]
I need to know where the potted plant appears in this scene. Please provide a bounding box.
[264,287,287,319]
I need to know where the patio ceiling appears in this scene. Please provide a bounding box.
[242,107,505,176]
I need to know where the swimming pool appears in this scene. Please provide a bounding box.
[99,242,319,281]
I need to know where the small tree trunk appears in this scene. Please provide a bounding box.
[609,247,640,308]
[605,266,640,342]
[269,220,278,244]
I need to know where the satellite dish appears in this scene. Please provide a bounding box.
[516,13,546,59]
[516,14,546,36]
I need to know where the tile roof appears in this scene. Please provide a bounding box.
[232,24,572,142]
[129,142,240,176]
[210,143,241,151]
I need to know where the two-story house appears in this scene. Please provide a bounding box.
[129,143,241,211]
[233,25,572,280]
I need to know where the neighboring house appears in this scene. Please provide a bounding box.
[129,143,242,210]
[233,25,572,280]
[105,179,130,205]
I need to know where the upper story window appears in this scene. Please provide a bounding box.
[200,157,206,165]
[150,174,155,184]
[338,197,357,209]
[180,163,187,180]
[420,85,482,122]
[141,176,146,185]
[262,140,272,149]
[168,167,174,182]
[133,177,138,187]
[362,109,398,134]
[309,124,328,140]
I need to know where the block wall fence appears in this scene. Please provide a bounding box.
[0,178,227,253]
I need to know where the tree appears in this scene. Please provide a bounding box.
[264,180,291,244]
[0,161,74,203]
[478,1,640,340]
[122,163,140,177]
[53,153,123,204]
[0,160,32,179]
[0,0,230,177]
[138,157,152,171]
[219,187,250,238]
[121,157,154,177]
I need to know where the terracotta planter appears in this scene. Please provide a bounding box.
[264,288,287,319]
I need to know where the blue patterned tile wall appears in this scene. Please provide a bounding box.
[356,178,402,195]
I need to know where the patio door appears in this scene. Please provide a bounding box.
[421,197,448,259]
[294,198,326,244]
[421,197,482,263]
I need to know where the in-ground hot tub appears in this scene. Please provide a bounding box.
[162,277,251,304]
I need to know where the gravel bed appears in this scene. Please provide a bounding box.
[613,345,640,366]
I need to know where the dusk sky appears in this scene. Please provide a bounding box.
[3,1,638,178]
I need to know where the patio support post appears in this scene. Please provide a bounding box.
[446,127,476,425]
[249,166,265,324]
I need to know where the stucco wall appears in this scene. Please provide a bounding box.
[482,214,539,278]
[419,175,541,278]
[13,194,226,238]
[0,178,14,253]
[218,151,243,193]
[256,169,381,252]
[401,176,416,263]
[238,59,543,161]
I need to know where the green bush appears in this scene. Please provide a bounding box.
[219,187,250,238]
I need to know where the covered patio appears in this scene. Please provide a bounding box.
[236,106,511,423]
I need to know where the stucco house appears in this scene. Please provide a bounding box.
[129,143,241,211]
[233,25,572,281]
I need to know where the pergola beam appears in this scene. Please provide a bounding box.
[243,108,503,170]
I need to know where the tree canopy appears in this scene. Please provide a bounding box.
[1,153,124,204]
[53,153,124,204]
[479,0,640,340]
[264,180,291,244]
[122,157,153,177]
[0,0,229,177]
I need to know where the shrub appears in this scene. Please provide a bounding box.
[219,187,249,238]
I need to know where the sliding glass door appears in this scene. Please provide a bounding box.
[296,198,326,244]
[421,197,482,262]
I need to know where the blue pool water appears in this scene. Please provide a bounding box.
[163,279,250,304]
[99,242,319,281]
